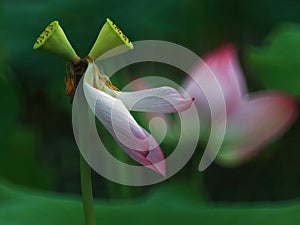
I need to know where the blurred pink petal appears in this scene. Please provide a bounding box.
[218,92,297,165]
[116,86,194,113]
[185,43,246,117]
[184,43,298,166]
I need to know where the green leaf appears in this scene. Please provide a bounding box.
[1,181,300,225]
[248,23,300,97]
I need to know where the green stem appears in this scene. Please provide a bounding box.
[80,154,97,225]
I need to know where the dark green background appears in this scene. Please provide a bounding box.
[1,0,300,224]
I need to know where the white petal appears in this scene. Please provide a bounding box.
[115,86,194,113]
[83,66,166,174]
[84,61,107,91]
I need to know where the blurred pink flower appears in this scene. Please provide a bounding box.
[184,43,298,166]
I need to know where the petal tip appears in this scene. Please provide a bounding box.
[147,161,166,176]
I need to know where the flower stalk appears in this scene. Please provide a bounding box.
[80,155,97,225]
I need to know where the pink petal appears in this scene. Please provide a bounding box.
[218,92,297,165]
[116,86,194,113]
[184,43,246,117]
[122,127,166,176]
[83,69,166,175]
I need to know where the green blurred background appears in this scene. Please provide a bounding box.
[1,0,300,224]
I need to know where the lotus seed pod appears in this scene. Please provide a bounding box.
[88,18,133,61]
[33,21,80,63]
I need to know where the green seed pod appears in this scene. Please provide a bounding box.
[33,21,80,63]
[88,18,133,61]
